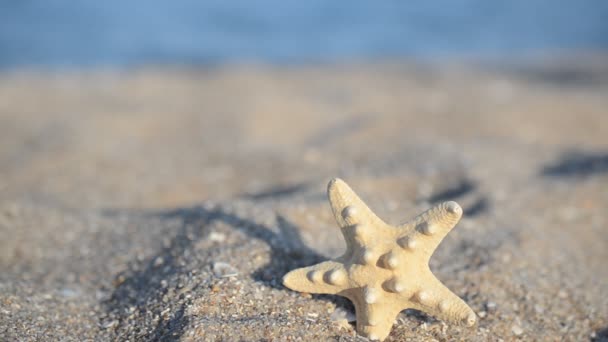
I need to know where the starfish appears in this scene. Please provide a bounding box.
[283,178,476,341]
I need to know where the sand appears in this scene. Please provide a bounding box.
[0,59,607,341]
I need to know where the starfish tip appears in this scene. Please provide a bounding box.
[327,177,344,190]
[281,270,298,290]
[464,311,477,327]
[445,201,462,215]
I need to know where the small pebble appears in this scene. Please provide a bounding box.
[153,257,164,267]
[512,324,523,336]
[208,231,226,242]
[486,301,497,312]
[101,320,118,329]
[330,307,356,323]
[212,262,238,277]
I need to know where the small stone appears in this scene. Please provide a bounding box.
[153,256,164,267]
[512,324,523,336]
[212,262,238,277]
[486,301,497,312]
[208,231,226,243]
[59,288,79,298]
[101,320,118,329]
[330,307,356,323]
[331,307,355,331]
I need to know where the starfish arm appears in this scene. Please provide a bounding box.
[397,201,463,261]
[282,261,349,294]
[344,290,402,341]
[327,178,387,229]
[413,272,477,327]
[355,303,400,341]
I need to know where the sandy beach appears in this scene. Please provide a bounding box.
[1,59,607,341]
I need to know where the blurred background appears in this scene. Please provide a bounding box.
[1,1,608,341]
[1,0,607,205]
[1,0,608,68]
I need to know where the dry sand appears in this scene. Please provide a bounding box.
[0,59,607,341]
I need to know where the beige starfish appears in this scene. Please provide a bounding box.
[283,178,476,341]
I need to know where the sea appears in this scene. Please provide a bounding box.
[1,0,607,69]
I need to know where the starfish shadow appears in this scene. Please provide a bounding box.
[100,204,332,340]
[542,151,608,178]
[427,179,476,203]
[426,178,490,217]
[241,182,310,201]
[592,326,608,342]
[155,206,327,287]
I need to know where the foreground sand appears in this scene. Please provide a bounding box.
[1,60,607,341]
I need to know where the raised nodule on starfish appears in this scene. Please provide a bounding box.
[283,178,476,341]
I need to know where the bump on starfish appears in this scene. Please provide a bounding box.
[283,178,476,341]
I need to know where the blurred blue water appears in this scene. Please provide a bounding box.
[1,0,607,69]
